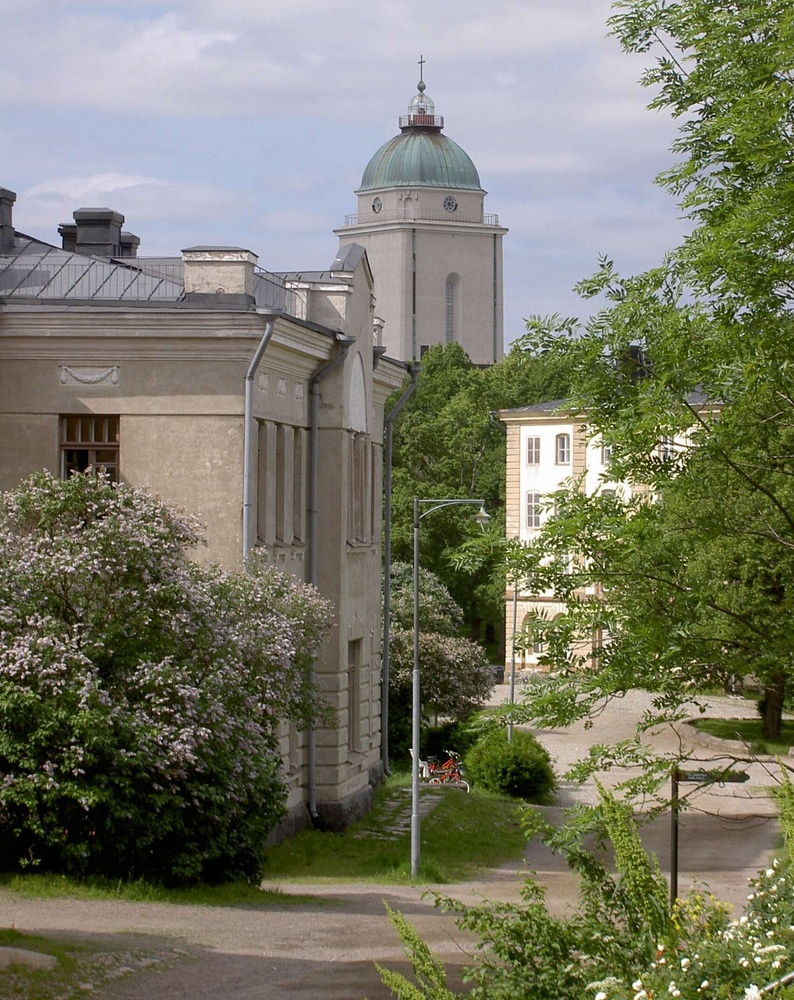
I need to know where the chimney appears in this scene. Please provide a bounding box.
[0,188,16,256]
[72,208,124,258]
[58,223,77,253]
[182,246,258,305]
[119,231,140,258]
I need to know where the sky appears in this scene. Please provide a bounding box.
[1,0,688,349]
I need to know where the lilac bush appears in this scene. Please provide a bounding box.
[386,562,493,759]
[0,471,330,884]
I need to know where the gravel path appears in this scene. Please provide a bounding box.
[0,688,784,999]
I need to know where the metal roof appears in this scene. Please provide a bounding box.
[0,237,184,302]
[0,237,296,314]
[357,130,484,193]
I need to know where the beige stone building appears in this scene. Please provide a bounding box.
[335,73,507,366]
[0,187,405,831]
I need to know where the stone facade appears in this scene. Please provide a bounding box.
[0,191,406,831]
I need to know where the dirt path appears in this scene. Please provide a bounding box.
[0,690,783,999]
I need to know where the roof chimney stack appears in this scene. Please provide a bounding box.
[72,208,125,258]
[0,188,16,256]
[182,247,258,305]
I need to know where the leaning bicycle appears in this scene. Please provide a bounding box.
[411,748,470,792]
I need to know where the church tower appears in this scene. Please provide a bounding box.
[335,66,507,365]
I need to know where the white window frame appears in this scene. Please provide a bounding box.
[555,433,571,465]
[526,491,541,529]
[526,436,541,465]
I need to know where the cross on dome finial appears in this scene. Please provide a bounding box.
[400,56,443,129]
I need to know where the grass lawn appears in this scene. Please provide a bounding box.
[0,871,317,907]
[690,717,794,756]
[0,927,106,1000]
[261,777,527,883]
[0,777,528,903]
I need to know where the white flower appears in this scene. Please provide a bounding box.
[633,981,643,991]
[767,869,775,877]
[700,981,710,990]
[745,986,762,1000]
[595,993,607,1000]
[681,958,691,970]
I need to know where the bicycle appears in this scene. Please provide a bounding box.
[410,748,470,792]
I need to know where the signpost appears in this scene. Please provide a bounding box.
[670,766,750,904]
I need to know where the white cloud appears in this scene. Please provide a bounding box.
[0,0,687,341]
[16,174,247,246]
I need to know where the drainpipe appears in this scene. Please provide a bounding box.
[381,363,420,774]
[242,311,277,570]
[307,332,354,819]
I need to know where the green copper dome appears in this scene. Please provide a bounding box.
[357,79,484,194]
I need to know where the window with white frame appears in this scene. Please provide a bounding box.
[555,433,571,465]
[526,491,541,528]
[526,436,540,465]
[659,435,675,461]
[601,443,612,465]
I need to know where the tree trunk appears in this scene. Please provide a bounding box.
[761,673,786,740]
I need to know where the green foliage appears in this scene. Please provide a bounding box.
[386,562,493,761]
[502,0,794,743]
[375,904,458,1000]
[388,342,573,647]
[378,784,794,1000]
[0,471,330,885]
[421,720,481,761]
[463,728,555,801]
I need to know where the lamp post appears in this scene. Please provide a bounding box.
[411,497,490,878]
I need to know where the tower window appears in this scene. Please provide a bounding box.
[445,273,460,344]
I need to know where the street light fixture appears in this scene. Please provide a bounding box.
[411,497,490,878]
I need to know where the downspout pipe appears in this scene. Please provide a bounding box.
[381,362,420,774]
[242,312,277,570]
[307,332,354,819]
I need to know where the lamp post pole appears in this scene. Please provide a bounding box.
[411,497,490,879]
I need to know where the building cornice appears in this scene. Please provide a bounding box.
[334,219,508,238]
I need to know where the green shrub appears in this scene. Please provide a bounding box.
[464,728,555,801]
[422,719,480,760]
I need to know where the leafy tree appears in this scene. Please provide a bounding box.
[506,0,794,741]
[386,561,493,759]
[0,471,330,884]
[388,342,572,651]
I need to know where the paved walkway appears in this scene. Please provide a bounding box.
[0,689,785,998]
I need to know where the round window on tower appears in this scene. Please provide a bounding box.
[372,197,382,214]
[443,195,457,212]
